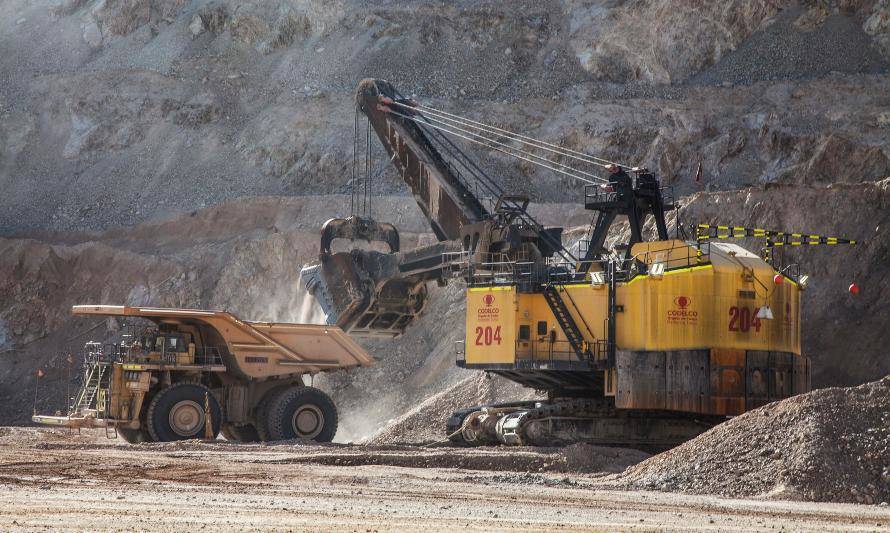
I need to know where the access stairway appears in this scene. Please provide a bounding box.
[70,360,109,416]
[541,284,596,364]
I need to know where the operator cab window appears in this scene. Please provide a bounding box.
[163,335,186,353]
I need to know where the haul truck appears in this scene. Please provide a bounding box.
[33,305,372,443]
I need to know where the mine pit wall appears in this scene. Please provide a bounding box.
[0,184,886,429]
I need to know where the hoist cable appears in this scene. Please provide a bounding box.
[351,108,357,215]
[367,116,372,217]
[388,108,600,186]
[365,117,371,216]
[394,99,628,170]
[409,108,609,184]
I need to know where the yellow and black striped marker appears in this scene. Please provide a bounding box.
[695,224,857,247]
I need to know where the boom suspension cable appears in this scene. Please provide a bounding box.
[387,107,604,186]
[402,100,624,171]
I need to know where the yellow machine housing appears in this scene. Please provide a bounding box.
[463,240,809,417]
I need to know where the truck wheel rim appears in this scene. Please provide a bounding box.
[169,400,204,437]
[292,405,323,439]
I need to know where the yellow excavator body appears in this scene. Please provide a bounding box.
[464,240,807,417]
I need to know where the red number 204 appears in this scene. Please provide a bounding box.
[729,306,761,333]
[474,326,502,346]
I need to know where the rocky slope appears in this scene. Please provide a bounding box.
[1,1,889,437]
[1,1,889,233]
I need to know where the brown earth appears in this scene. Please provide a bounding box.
[1,427,888,532]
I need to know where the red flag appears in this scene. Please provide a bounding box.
[694,162,703,183]
[37,369,45,378]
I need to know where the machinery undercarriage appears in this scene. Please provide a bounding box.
[446,399,720,451]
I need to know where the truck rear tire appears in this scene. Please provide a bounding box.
[266,386,337,442]
[254,385,288,441]
[146,383,221,442]
[221,423,260,442]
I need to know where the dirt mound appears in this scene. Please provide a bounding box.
[561,443,650,474]
[617,377,890,505]
[368,373,539,445]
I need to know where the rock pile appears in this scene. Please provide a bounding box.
[617,376,890,504]
[368,373,539,445]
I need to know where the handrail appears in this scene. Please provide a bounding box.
[515,339,603,364]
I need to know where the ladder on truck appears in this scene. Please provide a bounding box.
[70,360,118,438]
[70,361,108,416]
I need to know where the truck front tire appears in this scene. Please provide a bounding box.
[266,386,338,442]
[146,383,221,442]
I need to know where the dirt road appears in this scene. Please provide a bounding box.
[0,428,887,532]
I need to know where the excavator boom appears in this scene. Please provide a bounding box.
[356,79,489,240]
[303,79,562,337]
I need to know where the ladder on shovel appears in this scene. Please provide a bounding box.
[542,284,595,362]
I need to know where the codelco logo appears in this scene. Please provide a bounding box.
[477,293,499,321]
[668,295,698,324]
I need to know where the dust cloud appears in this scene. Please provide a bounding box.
[291,272,327,325]
[236,272,328,325]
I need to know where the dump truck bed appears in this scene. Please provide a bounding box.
[71,305,373,378]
